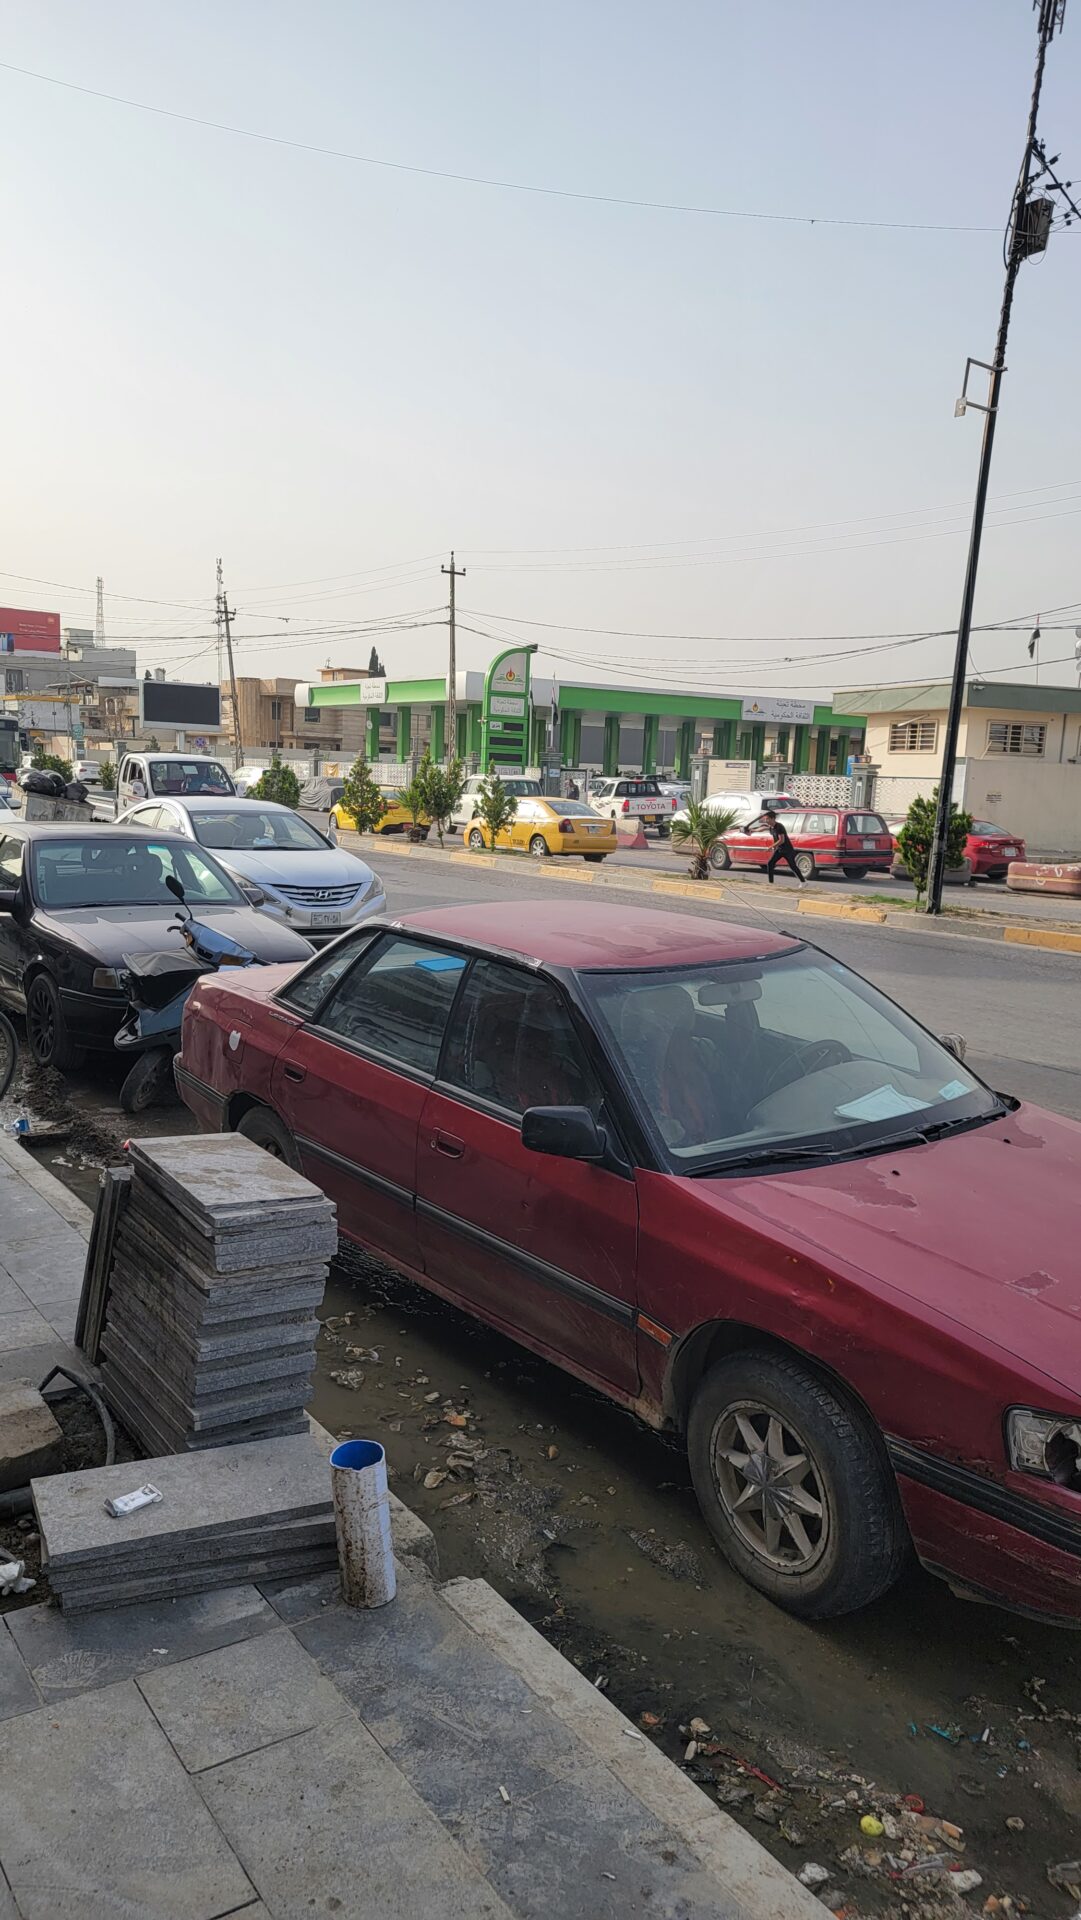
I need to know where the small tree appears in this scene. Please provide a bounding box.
[672,800,740,880]
[339,754,387,833]
[473,773,518,850]
[31,747,74,783]
[251,750,301,808]
[897,788,973,905]
[396,775,429,842]
[147,735,160,752]
[415,751,466,847]
[99,759,116,792]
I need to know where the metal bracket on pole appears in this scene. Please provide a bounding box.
[954,357,1004,417]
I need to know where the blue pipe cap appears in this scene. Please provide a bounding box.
[330,1438,386,1472]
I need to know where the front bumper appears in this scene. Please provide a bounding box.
[59,985,128,1050]
[891,1442,1081,1626]
[257,889,386,945]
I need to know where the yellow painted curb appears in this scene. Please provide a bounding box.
[797,898,888,925]
[650,876,724,901]
[1003,924,1081,954]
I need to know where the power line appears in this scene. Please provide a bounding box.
[0,60,999,236]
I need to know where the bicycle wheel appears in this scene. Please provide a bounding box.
[0,1010,18,1104]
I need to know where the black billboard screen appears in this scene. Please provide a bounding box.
[141,681,221,728]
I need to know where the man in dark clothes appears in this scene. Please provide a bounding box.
[751,806,806,884]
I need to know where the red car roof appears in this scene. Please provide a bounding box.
[397,900,798,969]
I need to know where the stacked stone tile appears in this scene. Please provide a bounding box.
[98,1135,337,1456]
[33,1434,337,1611]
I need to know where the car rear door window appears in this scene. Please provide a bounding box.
[318,935,466,1073]
[278,927,382,1016]
[441,960,601,1115]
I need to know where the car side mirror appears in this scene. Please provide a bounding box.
[939,1033,967,1062]
[521,1105,606,1162]
[0,887,17,914]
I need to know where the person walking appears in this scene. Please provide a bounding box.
[753,805,806,885]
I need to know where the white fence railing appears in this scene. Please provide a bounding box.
[786,774,852,807]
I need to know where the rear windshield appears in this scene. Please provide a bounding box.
[552,800,604,818]
[150,761,233,797]
[32,836,241,909]
[844,814,888,835]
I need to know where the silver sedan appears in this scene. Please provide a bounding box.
[117,796,386,945]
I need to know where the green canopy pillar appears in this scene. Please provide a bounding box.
[712,719,734,758]
[602,714,620,776]
[792,724,810,774]
[396,706,411,761]
[430,705,445,763]
[642,713,659,775]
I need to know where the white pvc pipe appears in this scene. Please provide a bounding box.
[329,1439,396,1609]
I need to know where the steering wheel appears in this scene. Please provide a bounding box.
[759,1038,850,1100]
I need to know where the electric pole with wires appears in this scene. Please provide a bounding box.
[927,0,1071,913]
[441,552,465,763]
[216,558,242,764]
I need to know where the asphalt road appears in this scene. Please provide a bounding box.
[6,849,1081,1913]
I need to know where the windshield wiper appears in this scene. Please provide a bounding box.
[697,1104,1008,1176]
[691,1144,857,1176]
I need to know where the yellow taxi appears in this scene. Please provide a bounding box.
[466,796,617,860]
[331,791,430,835]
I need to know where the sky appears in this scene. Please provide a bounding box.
[2,1,1080,702]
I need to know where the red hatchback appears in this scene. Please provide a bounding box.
[711,808,894,880]
[177,902,1081,1626]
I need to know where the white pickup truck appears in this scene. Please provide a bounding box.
[587,777,678,835]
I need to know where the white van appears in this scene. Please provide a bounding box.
[116,751,236,813]
[450,773,543,830]
[670,788,800,833]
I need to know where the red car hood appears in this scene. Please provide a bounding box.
[697,1105,1081,1394]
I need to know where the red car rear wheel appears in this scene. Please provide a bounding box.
[236,1106,302,1171]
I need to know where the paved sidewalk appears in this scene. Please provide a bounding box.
[0,1132,822,1920]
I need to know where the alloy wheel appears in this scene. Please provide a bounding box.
[27,983,55,1062]
[710,1399,830,1572]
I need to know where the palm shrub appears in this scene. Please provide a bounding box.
[672,800,740,880]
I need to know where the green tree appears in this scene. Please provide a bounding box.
[415,750,466,847]
[897,788,973,905]
[99,759,116,792]
[338,753,387,833]
[396,775,429,841]
[251,750,301,808]
[147,735,160,752]
[473,773,518,850]
[31,747,74,783]
[671,799,740,880]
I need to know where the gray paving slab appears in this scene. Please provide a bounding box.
[99,1368,308,1459]
[0,1273,30,1314]
[0,1870,17,1920]
[57,1545,337,1613]
[35,1434,333,1567]
[0,1308,55,1354]
[199,1711,513,1920]
[52,1513,336,1583]
[127,1135,337,1235]
[115,1213,329,1303]
[0,1339,83,1388]
[5,1585,279,1700]
[138,1625,344,1771]
[0,1618,40,1723]
[101,1321,313,1406]
[0,1380,64,1490]
[0,1679,257,1920]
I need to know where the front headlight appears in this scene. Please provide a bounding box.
[92,967,121,990]
[239,880,268,906]
[1006,1409,1081,1489]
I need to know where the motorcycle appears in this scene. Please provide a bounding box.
[115,876,255,1113]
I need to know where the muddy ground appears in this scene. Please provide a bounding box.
[5,1057,1081,1917]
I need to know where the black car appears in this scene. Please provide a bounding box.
[0,822,313,1070]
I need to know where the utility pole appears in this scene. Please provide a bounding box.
[217,558,242,764]
[441,552,465,763]
[927,0,1068,912]
[94,577,105,649]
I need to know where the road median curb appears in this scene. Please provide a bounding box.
[1003,923,1081,954]
[797,897,888,925]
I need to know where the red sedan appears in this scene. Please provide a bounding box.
[177,902,1081,1625]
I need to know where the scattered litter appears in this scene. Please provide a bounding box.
[151,1647,168,1655]
[778,1814,806,1848]
[622,1728,644,1741]
[927,1723,963,1743]
[0,1558,35,1596]
[639,1712,662,1730]
[601,1871,616,1881]
[439,1490,474,1508]
[1048,1861,1081,1896]
[498,1785,510,1803]
[422,1470,448,1490]
[104,1483,162,1518]
[546,1445,559,1459]
[948,1868,983,1894]
[329,1368,365,1391]
[798,1864,830,1890]
[1005,1815,1025,1832]
[688,1716,711,1737]
[423,1392,440,1403]
[859,1814,884,1838]
[444,1411,470,1428]
[706,1744,784,1793]
[685,1741,698,1762]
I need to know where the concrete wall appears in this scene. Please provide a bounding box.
[961,759,1081,852]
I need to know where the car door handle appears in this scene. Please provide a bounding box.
[430,1129,464,1158]
[283,1065,306,1083]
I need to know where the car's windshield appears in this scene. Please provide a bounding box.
[188,808,328,852]
[552,800,604,817]
[582,949,998,1171]
[149,760,233,797]
[32,836,242,909]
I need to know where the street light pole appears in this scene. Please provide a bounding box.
[926,0,1066,913]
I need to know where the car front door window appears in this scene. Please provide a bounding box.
[441,961,601,1116]
[317,935,466,1073]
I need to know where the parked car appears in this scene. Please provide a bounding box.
[466,797,617,860]
[299,778,345,814]
[672,789,800,836]
[450,774,542,831]
[331,789,431,836]
[711,807,894,880]
[886,815,1026,884]
[587,776,678,834]
[117,797,385,946]
[0,821,312,1070]
[233,765,271,798]
[116,752,235,812]
[73,760,103,786]
[176,898,1081,1627]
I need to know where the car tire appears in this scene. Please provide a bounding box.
[687,1350,907,1619]
[795,852,816,881]
[468,827,486,851]
[119,1047,174,1115]
[25,973,85,1072]
[529,835,550,858]
[236,1106,303,1170]
[841,865,869,880]
[657,824,670,839]
[709,843,732,872]
[583,853,606,863]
